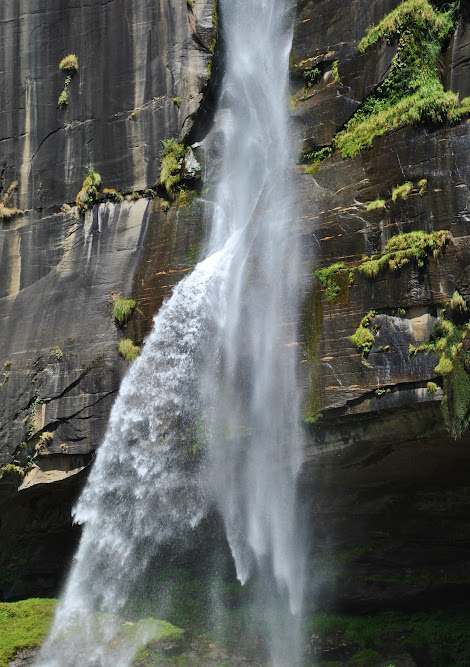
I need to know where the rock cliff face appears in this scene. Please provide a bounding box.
[291,0,470,609]
[1,0,470,612]
[0,0,214,598]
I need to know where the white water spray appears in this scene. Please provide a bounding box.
[37,0,304,664]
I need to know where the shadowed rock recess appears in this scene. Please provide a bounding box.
[1,0,470,626]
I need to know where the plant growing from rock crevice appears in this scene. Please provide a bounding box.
[159,138,187,197]
[118,338,140,362]
[315,230,451,304]
[0,180,23,220]
[315,262,353,304]
[58,54,78,107]
[409,291,470,438]
[113,298,136,326]
[76,165,101,213]
[350,310,377,356]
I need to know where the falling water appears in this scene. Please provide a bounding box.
[37,0,304,665]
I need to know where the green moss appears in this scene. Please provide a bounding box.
[118,338,140,362]
[409,295,470,438]
[316,232,450,308]
[103,188,124,202]
[177,188,196,209]
[350,311,377,355]
[315,262,353,304]
[159,139,187,197]
[76,165,101,213]
[333,0,462,159]
[331,59,341,84]
[418,178,427,195]
[113,299,136,325]
[306,603,470,667]
[367,198,386,211]
[427,381,439,394]
[358,230,450,277]
[0,598,56,666]
[392,182,413,201]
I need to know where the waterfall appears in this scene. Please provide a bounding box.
[36,0,304,664]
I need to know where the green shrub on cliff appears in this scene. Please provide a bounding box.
[316,231,451,300]
[0,598,56,666]
[334,0,463,158]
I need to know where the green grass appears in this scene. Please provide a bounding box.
[392,182,413,201]
[113,298,136,325]
[103,188,124,202]
[408,292,470,438]
[316,231,451,304]
[160,138,187,197]
[0,598,56,666]
[76,165,102,213]
[357,230,450,277]
[315,262,353,304]
[367,198,386,211]
[59,54,78,73]
[118,338,140,362]
[350,310,377,355]
[306,603,470,667]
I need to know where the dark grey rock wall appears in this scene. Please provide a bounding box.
[0,0,213,212]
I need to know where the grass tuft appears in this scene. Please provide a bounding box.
[113,299,136,325]
[367,198,386,211]
[350,310,377,355]
[0,180,23,220]
[103,188,124,202]
[118,338,140,362]
[59,54,78,73]
[76,165,101,213]
[159,138,186,197]
[392,182,413,201]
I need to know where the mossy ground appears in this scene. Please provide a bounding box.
[3,592,470,666]
[0,598,56,666]
[306,603,470,666]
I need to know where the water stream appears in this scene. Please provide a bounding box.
[37,0,304,664]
